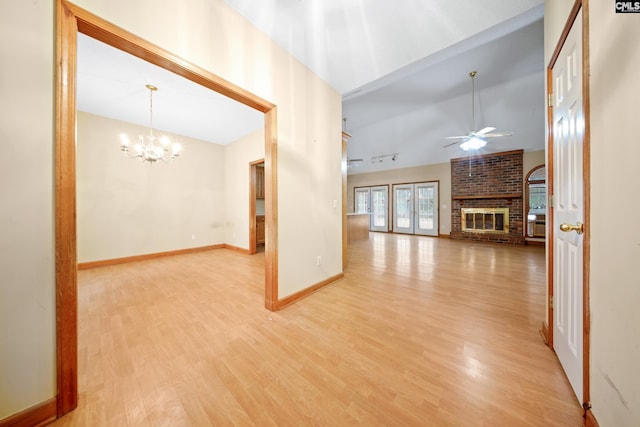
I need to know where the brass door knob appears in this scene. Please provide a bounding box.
[559,222,584,234]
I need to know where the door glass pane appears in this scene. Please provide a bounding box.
[371,189,386,228]
[417,187,434,229]
[355,189,369,213]
[396,188,412,228]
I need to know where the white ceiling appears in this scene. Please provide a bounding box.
[77,0,545,174]
[343,10,545,173]
[77,34,264,146]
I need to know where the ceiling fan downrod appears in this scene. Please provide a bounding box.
[470,70,477,131]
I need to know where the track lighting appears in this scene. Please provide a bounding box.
[371,153,399,164]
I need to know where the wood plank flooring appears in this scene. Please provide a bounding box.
[52,233,583,426]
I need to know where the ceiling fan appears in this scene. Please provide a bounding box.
[444,71,512,150]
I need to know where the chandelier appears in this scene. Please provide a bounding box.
[119,84,181,163]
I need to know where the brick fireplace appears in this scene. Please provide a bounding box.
[450,150,524,244]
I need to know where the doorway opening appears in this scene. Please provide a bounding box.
[56,0,278,416]
[250,160,266,254]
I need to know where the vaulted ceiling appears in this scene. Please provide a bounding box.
[77,0,545,174]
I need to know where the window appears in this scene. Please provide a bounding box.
[526,165,546,238]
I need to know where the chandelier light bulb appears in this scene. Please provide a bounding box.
[119,133,130,148]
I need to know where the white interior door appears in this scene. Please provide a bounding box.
[370,186,388,232]
[415,182,438,236]
[393,184,413,234]
[552,9,584,404]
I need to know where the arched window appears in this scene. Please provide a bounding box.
[525,165,546,238]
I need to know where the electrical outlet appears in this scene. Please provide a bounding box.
[316,256,321,266]
[191,234,196,240]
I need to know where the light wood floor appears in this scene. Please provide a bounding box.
[53,233,583,426]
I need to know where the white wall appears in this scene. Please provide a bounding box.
[77,112,227,262]
[523,149,545,179]
[275,66,343,296]
[0,0,56,418]
[0,0,341,419]
[588,1,640,425]
[545,1,640,425]
[347,150,544,236]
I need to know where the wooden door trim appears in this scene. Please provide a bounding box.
[546,0,591,410]
[341,132,349,269]
[264,109,278,310]
[55,0,279,417]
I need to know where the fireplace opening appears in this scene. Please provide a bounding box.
[462,208,509,233]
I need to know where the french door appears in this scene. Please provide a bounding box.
[369,186,388,232]
[392,182,438,236]
[353,185,388,232]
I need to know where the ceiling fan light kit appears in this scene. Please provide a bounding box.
[444,71,512,151]
[460,136,487,151]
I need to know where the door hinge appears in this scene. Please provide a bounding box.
[549,195,555,208]
[548,93,553,108]
[550,295,554,309]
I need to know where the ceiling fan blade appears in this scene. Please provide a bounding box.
[348,158,363,162]
[443,139,466,148]
[475,126,496,136]
[483,132,513,138]
[445,135,470,140]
